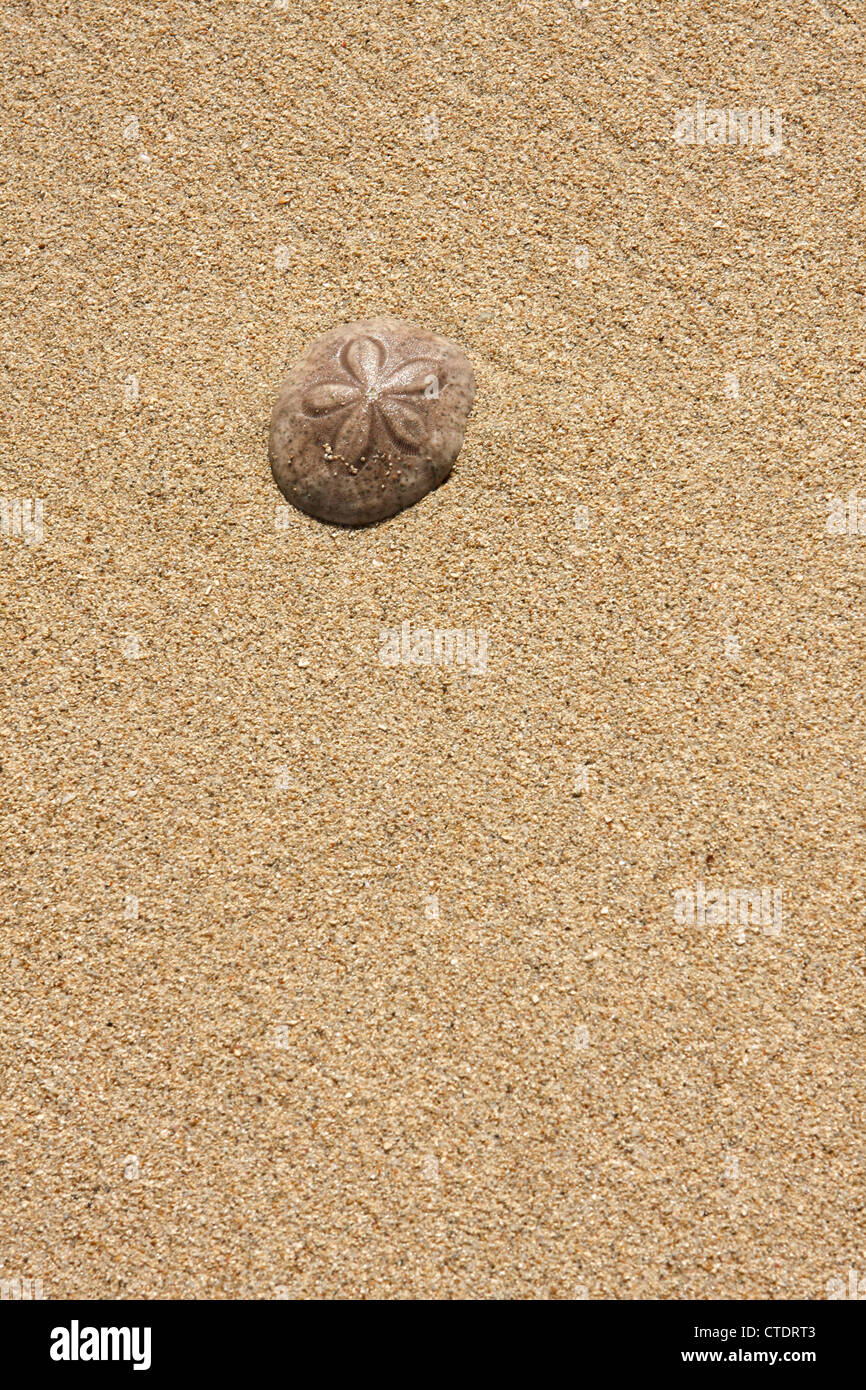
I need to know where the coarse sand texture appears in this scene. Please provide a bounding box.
[0,2,863,1300]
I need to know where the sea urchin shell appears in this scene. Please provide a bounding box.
[268,317,475,526]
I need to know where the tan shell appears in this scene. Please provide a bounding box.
[268,317,475,526]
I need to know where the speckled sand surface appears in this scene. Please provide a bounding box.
[1,2,864,1300]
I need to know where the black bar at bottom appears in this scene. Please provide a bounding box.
[0,1298,857,1378]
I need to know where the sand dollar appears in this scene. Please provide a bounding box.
[268,317,476,526]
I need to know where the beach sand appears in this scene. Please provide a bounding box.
[0,1,863,1298]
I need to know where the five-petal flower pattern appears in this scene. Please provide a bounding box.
[302,334,439,469]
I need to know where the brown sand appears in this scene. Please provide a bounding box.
[0,1,863,1300]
